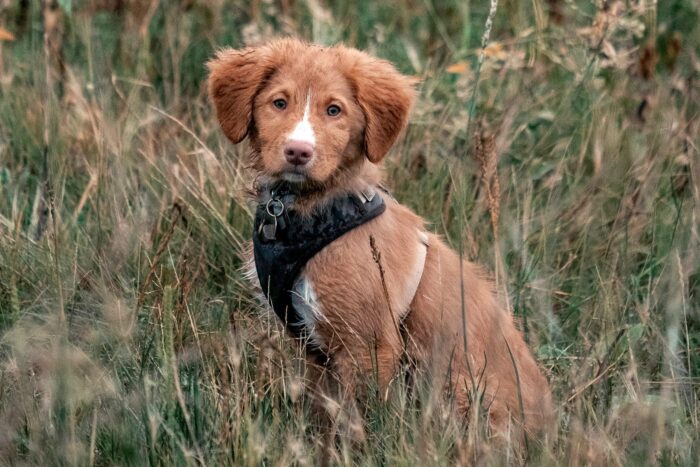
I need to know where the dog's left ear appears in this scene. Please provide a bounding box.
[341,49,418,163]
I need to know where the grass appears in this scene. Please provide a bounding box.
[0,0,699,465]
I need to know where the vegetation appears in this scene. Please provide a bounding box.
[0,0,698,464]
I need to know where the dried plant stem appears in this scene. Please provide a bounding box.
[40,1,66,327]
[457,0,501,393]
[370,235,403,351]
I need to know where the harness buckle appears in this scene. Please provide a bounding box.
[359,186,376,203]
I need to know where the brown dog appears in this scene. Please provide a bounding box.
[208,38,553,440]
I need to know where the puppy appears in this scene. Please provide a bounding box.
[207,38,553,440]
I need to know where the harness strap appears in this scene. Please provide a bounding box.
[253,183,386,353]
[253,182,429,366]
[399,230,429,321]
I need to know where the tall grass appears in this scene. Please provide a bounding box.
[0,0,698,464]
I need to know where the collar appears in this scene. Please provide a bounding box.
[252,182,386,342]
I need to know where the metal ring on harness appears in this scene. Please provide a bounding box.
[266,198,285,217]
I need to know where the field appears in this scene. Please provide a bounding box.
[0,0,699,465]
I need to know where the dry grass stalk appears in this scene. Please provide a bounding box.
[472,119,501,240]
[43,0,65,92]
[473,119,510,309]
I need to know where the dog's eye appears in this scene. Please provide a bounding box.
[273,99,287,110]
[326,105,341,117]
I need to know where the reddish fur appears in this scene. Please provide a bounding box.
[208,38,553,441]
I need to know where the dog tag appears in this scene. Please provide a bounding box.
[263,198,285,240]
[262,222,277,241]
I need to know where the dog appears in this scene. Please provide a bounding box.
[207,38,553,441]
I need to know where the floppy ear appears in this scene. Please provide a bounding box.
[342,49,417,163]
[207,46,277,144]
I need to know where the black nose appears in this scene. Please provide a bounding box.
[284,140,314,165]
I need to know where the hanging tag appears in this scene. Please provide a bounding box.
[262,222,277,240]
[262,198,285,241]
[262,213,279,240]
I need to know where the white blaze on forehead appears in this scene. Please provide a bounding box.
[287,91,316,146]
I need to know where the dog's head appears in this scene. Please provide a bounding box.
[208,38,416,187]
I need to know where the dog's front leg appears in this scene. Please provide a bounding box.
[305,332,403,445]
[331,332,403,401]
[302,349,366,464]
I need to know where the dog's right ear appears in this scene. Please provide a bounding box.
[335,46,418,164]
[207,47,277,144]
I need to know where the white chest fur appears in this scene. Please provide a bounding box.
[290,275,326,350]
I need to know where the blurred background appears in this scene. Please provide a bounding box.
[0,0,698,464]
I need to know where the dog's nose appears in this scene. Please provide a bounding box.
[284,140,314,165]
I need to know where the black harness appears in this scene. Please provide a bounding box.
[253,183,386,347]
